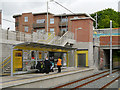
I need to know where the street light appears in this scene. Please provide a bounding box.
[110,20,112,75]
[47,1,49,37]
[75,27,82,42]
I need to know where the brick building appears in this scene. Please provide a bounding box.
[13,12,89,35]
[71,17,95,67]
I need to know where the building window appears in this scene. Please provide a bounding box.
[37,29,45,33]
[50,28,54,32]
[74,16,78,19]
[50,18,54,24]
[36,19,45,23]
[24,17,28,22]
[61,18,68,22]
[24,26,28,32]
[60,28,67,32]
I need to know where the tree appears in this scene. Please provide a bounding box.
[90,8,120,29]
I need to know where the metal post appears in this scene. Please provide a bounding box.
[11,46,14,77]
[110,20,112,74]
[36,51,38,65]
[47,1,49,37]
[96,13,97,29]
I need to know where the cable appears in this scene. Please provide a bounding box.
[54,1,75,15]
[3,18,15,23]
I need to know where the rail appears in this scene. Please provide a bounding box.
[55,31,74,45]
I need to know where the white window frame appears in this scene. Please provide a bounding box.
[50,28,54,32]
[36,19,45,23]
[24,26,28,32]
[61,18,68,22]
[37,29,45,33]
[24,17,28,22]
[50,18,54,24]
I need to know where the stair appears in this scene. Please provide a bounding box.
[4,66,11,73]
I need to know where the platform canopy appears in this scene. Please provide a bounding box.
[13,42,77,52]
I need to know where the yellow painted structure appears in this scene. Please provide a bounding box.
[13,50,22,71]
[76,50,88,67]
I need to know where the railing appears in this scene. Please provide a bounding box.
[0,55,11,70]
[0,29,51,43]
[54,31,74,45]
[37,32,55,44]
[1,29,33,42]
[33,23,45,28]
[59,22,68,27]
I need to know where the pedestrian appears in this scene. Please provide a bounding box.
[100,58,103,70]
[50,57,54,72]
[57,57,62,73]
[36,61,41,73]
[44,57,51,74]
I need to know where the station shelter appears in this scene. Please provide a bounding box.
[10,42,77,76]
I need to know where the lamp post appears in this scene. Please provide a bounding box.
[47,1,49,37]
[75,28,82,42]
[110,20,112,74]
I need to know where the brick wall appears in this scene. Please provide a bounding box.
[14,13,89,35]
[100,36,120,45]
[71,18,93,42]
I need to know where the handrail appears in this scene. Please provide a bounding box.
[1,32,55,69]
[37,33,52,42]
[0,60,11,69]
[0,56,11,65]
[58,31,69,41]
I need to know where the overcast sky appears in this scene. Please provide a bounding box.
[0,0,120,30]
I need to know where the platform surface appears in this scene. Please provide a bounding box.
[1,67,94,88]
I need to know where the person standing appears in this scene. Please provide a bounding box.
[44,57,51,74]
[57,57,62,73]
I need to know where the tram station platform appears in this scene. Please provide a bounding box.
[1,67,95,88]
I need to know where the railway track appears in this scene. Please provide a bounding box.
[51,69,119,89]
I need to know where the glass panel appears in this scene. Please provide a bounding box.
[50,28,54,32]
[24,26,28,32]
[36,19,45,23]
[50,18,54,24]
[24,17,28,22]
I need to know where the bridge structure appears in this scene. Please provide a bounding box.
[93,28,120,70]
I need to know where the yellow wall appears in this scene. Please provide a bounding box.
[76,50,88,67]
[13,50,23,72]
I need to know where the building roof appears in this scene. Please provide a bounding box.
[33,12,54,16]
[13,12,91,18]
[54,13,90,17]
[13,14,21,18]
[94,28,120,31]
[13,42,77,50]
[13,12,54,18]
[70,17,95,21]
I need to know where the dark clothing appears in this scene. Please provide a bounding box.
[57,65,61,73]
[36,62,41,70]
[44,60,51,74]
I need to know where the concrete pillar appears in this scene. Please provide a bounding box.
[88,42,93,67]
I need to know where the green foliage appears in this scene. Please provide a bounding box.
[90,8,120,29]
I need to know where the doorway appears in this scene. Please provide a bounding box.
[78,54,86,67]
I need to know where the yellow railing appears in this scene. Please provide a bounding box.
[0,56,11,69]
[1,32,55,69]
[37,33,55,43]
[0,56,11,65]
[0,60,11,68]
